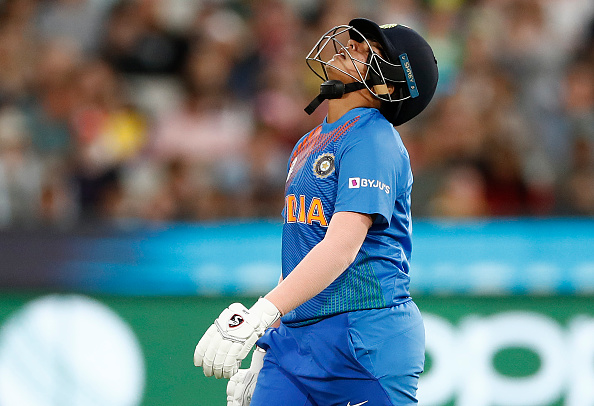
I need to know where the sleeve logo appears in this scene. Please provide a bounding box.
[348,177,390,194]
[349,177,361,188]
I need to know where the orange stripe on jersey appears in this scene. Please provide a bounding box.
[331,118,358,142]
[285,117,360,192]
[291,125,322,162]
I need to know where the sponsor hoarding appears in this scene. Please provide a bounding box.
[0,294,592,406]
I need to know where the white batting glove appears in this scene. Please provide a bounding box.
[226,346,266,406]
[194,298,280,379]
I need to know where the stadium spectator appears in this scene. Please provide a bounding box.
[0,0,592,227]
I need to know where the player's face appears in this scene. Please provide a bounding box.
[326,39,383,82]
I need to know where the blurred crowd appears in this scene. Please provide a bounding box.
[0,0,593,228]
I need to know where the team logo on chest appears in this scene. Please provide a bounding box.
[313,153,335,179]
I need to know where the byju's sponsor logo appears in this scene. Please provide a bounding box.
[348,177,390,194]
[348,177,360,188]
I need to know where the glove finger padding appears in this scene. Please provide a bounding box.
[212,338,235,378]
[227,348,266,406]
[194,299,280,379]
[193,324,217,367]
[227,370,248,406]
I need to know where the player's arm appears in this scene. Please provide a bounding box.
[194,211,371,379]
[265,210,372,315]
[270,274,283,329]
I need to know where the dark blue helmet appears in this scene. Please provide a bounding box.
[349,18,439,126]
[305,18,438,126]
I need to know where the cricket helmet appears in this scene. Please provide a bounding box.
[305,18,439,126]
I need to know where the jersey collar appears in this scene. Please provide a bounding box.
[322,107,377,133]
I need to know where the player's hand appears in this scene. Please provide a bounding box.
[226,346,266,406]
[194,298,280,379]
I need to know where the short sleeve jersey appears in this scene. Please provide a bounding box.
[281,107,414,326]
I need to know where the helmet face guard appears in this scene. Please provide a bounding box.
[305,19,439,126]
[305,24,410,103]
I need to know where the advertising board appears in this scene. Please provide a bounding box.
[0,294,592,406]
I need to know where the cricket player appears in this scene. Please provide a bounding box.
[194,18,439,406]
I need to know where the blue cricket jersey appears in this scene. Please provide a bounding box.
[281,107,414,326]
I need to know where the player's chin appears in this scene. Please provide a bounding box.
[325,64,353,82]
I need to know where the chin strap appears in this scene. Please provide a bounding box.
[304,80,367,115]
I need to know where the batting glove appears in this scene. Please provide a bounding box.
[226,346,266,406]
[194,298,280,379]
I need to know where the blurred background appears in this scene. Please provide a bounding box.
[0,0,593,405]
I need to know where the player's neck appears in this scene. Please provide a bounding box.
[327,92,379,123]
